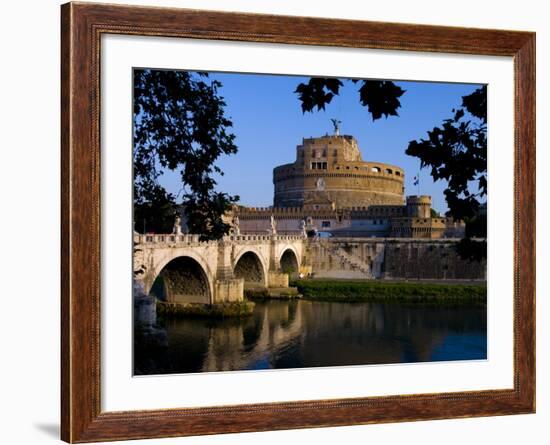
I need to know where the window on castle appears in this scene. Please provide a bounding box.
[321,221,331,228]
[372,166,381,173]
[311,162,327,170]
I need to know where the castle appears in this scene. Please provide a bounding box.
[164,129,482,285]
[235,131,465,239]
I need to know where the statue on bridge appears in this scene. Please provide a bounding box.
[232,215,241,236]
[300,219,307,239]
[270,214,277,235]
[172,214,182,235]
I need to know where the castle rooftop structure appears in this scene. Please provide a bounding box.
[273,134,405,209]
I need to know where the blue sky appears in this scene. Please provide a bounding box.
[158,72,483,214]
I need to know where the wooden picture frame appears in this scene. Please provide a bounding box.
[61,2,535,442]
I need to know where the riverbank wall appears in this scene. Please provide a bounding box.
[307,238,486,281]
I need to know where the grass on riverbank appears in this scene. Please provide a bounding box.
[293,280,486,306]
[156,300,255,318]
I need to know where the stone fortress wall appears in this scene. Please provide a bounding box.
[235,206,351,235]
[307,238,485,281]
[236,203,460,240]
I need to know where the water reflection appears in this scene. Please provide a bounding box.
[134,300,486,375]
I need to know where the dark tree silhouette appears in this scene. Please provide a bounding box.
[294,78,406,120]
[133,69,238,239]
[406,86,487,260]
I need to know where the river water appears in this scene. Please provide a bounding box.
[134,299,486,375]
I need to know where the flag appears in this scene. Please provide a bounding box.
[413,176,419,186]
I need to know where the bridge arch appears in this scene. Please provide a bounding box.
[233,250,268,288]
[148,253,213,305]
[279,248,300,279]
[277,243,301,266]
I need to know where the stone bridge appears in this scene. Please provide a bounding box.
[133,233,305,305]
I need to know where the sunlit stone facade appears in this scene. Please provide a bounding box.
[273,134,405,208]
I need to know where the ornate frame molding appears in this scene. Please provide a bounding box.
[61,2,535,442]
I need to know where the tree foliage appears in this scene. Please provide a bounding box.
[406,86,487,260]
[133,69,238,239]
[294,78,405,120]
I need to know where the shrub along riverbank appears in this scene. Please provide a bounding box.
[293,280,486,306]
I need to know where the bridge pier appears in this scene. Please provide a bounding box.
[214,239,245,303]
[214,278,244,303]
[216,239,235,281]
[267,271,289,288]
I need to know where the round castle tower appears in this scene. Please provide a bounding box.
[406,195,432,218]
[273,134,405,209]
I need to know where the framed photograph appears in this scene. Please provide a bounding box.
[61,2,535,442]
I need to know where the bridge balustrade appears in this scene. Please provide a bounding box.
[225,234,302,243]
[134,233,202,245]
[134,233,303,246]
